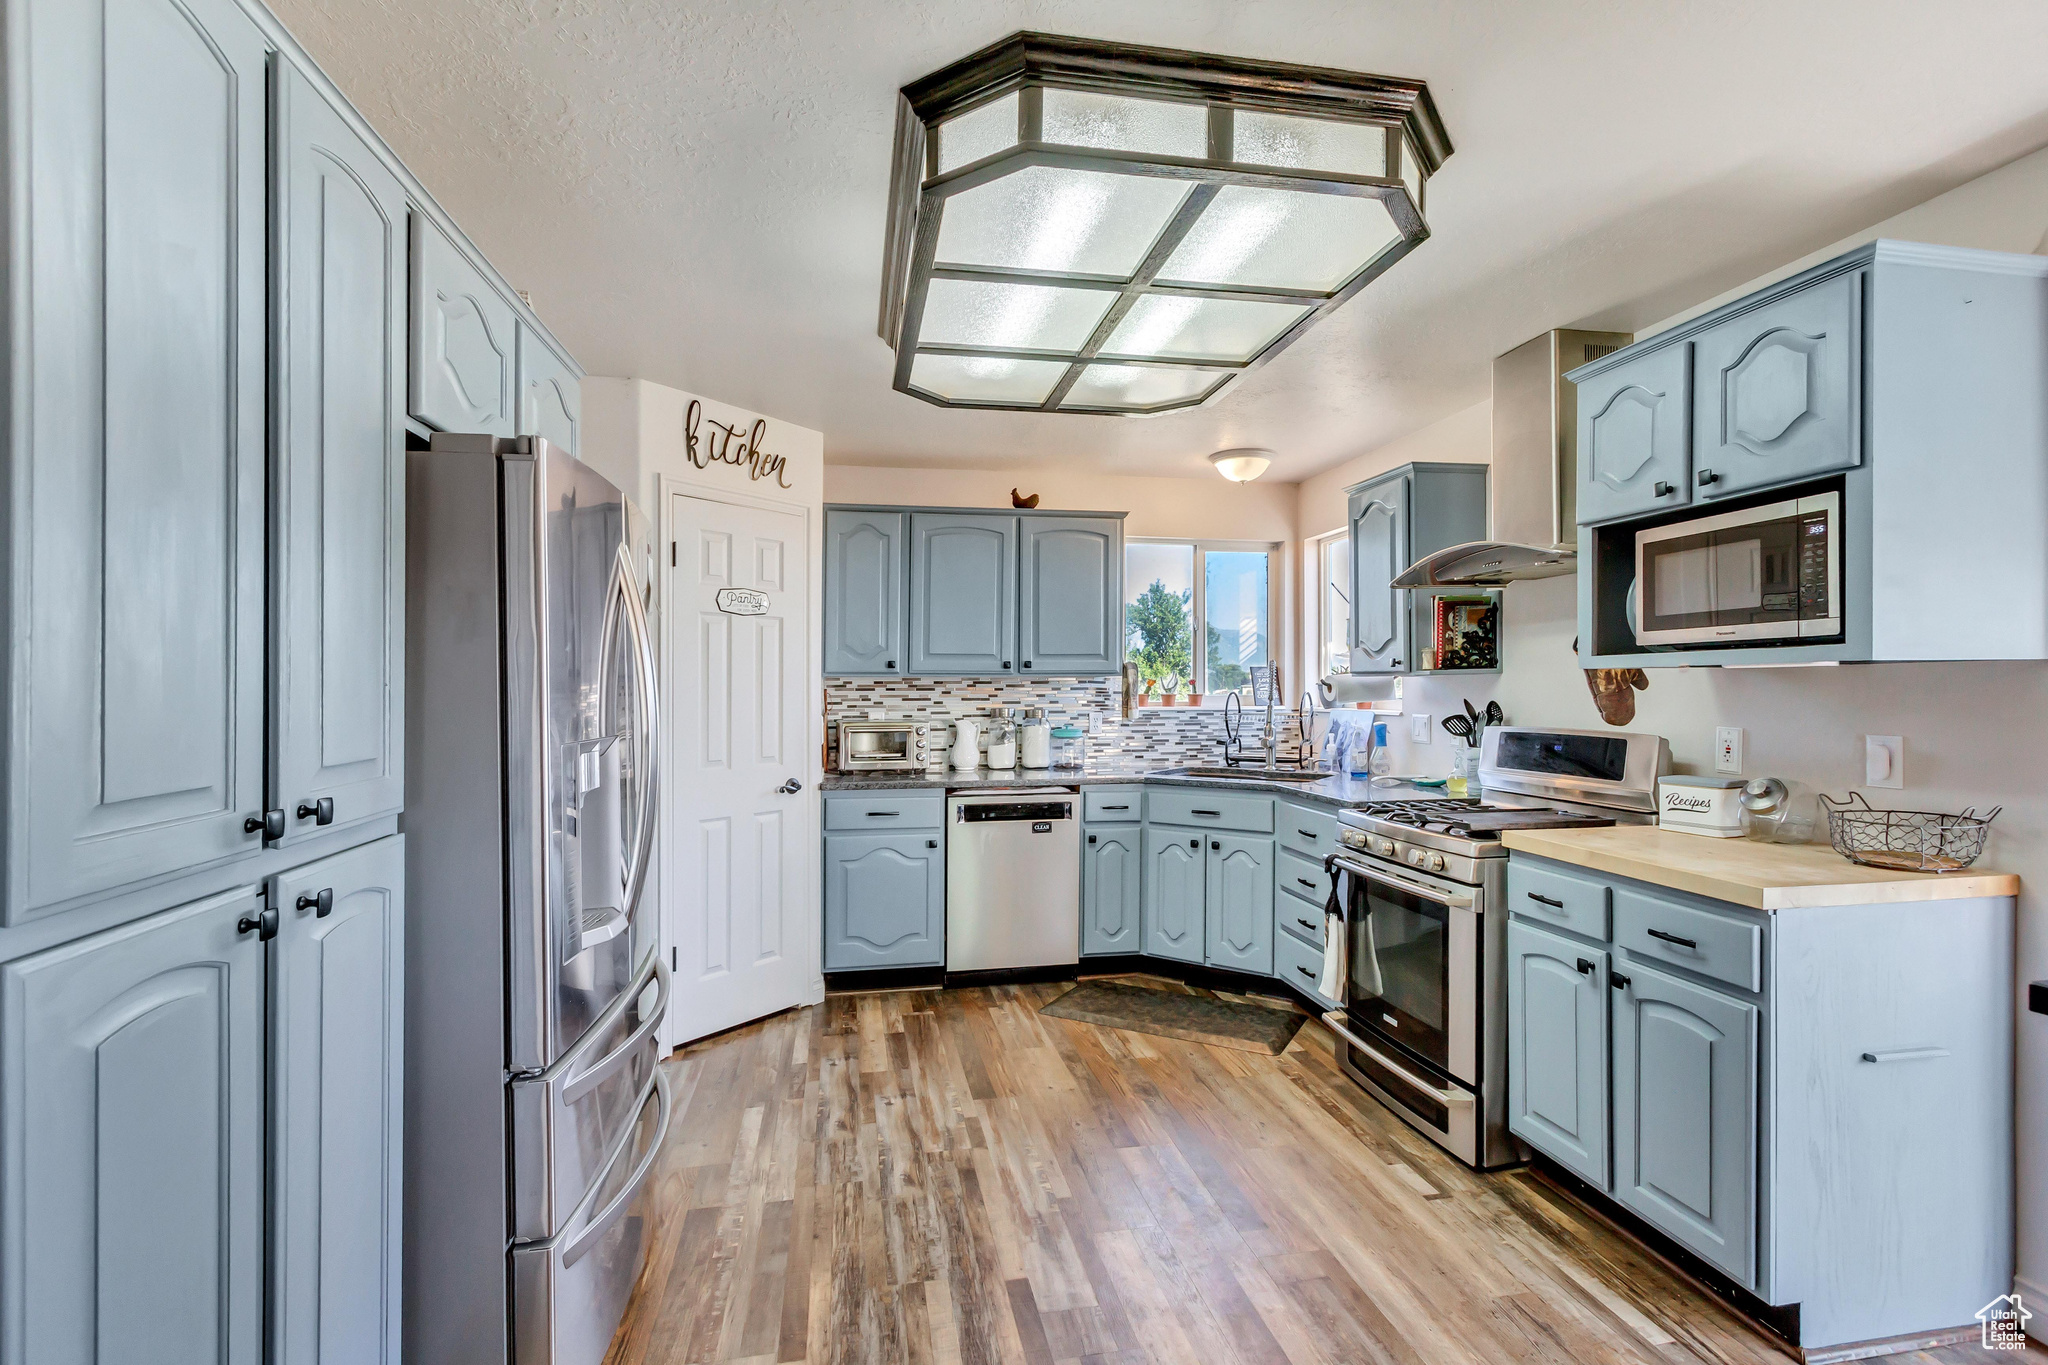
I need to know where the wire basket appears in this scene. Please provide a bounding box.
[1818,791,2000,873]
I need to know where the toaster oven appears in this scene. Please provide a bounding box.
[836,719,929,772]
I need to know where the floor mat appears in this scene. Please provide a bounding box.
[1039,978,1307,1055]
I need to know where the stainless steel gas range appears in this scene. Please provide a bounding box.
[1319,727,1669,1168]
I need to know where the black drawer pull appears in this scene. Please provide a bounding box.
[867,811,900,817]
[1611,972,1631,991]
[1191,809,1221,816]
[1527,892,1564,908]
[1296,877,1318,890]
[1647,928,1698,950]
[1297,829,1318,840]
[1575,958,1595,975]
[1101,804,1129,811]
[1296,966,1315,980]
[1297,917,1318,932]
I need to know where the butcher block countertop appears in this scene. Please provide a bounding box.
[1501,824,2020,910]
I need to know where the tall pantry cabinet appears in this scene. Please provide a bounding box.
[0,0,581,1358]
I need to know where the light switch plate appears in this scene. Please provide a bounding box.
[1714,727,1744,774]
[1865,735,1904,789]
[1410,713,1432,743]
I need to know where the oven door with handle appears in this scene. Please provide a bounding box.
[1341,855,1480,1086]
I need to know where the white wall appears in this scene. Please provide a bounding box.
[1309,142,2048,1316]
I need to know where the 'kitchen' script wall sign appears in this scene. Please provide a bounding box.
[685,399,791,489]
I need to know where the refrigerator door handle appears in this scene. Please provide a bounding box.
[524,950,664,1087]
[600,542,662,926]
[561,955,671,1105]
[562,1065,672,1269]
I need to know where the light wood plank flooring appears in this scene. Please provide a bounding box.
[606,980,2037,1365]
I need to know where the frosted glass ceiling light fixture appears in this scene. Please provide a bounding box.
[1209,448,1273,482]
[879,33,1451,415]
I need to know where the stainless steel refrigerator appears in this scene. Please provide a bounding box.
[405,434,669,1365]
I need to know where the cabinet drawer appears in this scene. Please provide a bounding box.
[1274,927,1337,1009]
[1147,788,1273,832]
[1084,787,1144,823]
[1277,896,1327,949]
[1615,887,1760,992]
[1278,803,1339,859]
[1507,859,1610,942]
[823,792,945,831]
[1278,847,1329,909]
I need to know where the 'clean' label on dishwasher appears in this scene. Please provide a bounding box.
[1032,821,1052,833]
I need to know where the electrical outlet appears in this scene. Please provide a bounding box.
[1865,735,1904,789]
[1714,727,1744,774]
[1410,713,1432,743]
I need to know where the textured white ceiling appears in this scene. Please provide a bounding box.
[273,0,2048,480]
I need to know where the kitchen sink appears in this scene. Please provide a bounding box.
[1157,766,1334,784]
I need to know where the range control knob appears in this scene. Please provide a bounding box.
[1376,837,1397,856]
[1407,848,1426,867]
[1428,853,1447,872]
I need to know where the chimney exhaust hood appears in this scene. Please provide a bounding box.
[1393,328,1631,588]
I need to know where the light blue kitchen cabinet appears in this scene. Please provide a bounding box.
[517,321,582,456]
[1204,833,1274,975]
[270,835,406,1365]
[1141,826,1205,964]
[6,0,271,921]
[1082,825,1142,955]
[408,212,518,436]
[909,513,1018,674]
[822,509,906,674]
[823,830,944,969]
[1690,270,1860,498]
[1345,463,1489,675]
[272,58,408,848]
[1611,958,1757,1284]
[1506,919,1609,1188]
[1,886,266,1365]
[1348,471,1408,673]
[1018,517,1124,675]
[1575,342,1692,524]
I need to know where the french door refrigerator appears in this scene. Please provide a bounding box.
[405,434,669,1365]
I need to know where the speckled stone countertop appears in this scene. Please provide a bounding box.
[820,765,1439,809]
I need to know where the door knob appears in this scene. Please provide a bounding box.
[297,888,334,918]
[1697,469,1720,486]
[245,809,285,840]
[237,906,280,941]
[778,778,802,794]
[296,796,334,826]
[1653,481,1674,497]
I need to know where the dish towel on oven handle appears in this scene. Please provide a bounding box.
[1318,856,1351,1002]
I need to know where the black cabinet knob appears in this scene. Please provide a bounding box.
[1610,972,1632,991]
[296,797,334,826]
[1087,834,1097,844]
[1697,469,1720,486]
[1022,661,1032,669]
[1576,958,1596,975]
[1002,661,1012,669]
[237,906,280,941]
[1210,840,1221,851]
[1653,481,1674,497]
[886,659,896,669]
[1188,838,1199,848]
[297,888,334,918]
[245,809,285,840]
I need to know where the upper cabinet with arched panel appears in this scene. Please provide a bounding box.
[1575,343,1691,524]
[1690,271,1859,498]
[408,214,517,435]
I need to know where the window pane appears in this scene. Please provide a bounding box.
[1205,550,1270,696]
[918,278,1113,353]
[935,166,1192,278]
[935,92,1019,174]
[1124,543,1194,694]
[1157,185,1401,293]
[1321,535,1352,675]
[1042,88,1208,158]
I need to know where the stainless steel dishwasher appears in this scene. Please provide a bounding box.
[945,789,1081,972]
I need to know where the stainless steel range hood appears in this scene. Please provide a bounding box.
[1392,328,1631,589]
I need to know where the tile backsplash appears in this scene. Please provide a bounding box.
[825,676,1358,768]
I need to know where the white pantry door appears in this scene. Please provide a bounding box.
[663,491,812,1045]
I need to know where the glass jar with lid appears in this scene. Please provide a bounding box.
[1051,725,1085,770]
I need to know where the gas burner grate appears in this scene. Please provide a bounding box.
[1363,798,1484,826]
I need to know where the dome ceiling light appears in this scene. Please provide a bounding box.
[1209,448,1273,482]
[878,32,1452,416]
